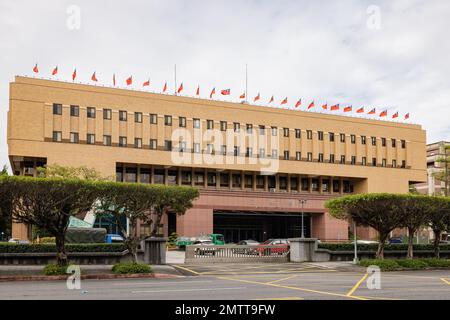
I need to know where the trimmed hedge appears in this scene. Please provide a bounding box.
[358,258,450,271]
[318,243,450,252]
[0,243,127,253]
[112,262,152,274]
[43,264,69,275]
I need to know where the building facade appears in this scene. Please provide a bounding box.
[7,76,427,242]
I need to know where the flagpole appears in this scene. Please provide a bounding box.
[174,64,177,96]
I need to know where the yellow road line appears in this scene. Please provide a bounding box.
[440,278,450,286]
[346,273,368,297]
[266,275,298,284]
[252,297,304,300]
[200,269,337,275]
[217,276,368,300]
[173,265,201,275]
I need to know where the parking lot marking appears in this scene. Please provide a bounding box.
[173,265,201,275]
[132,286,247,294]
[217,276,368,300]
[266,275,297,284]
[346,273,368,297]
[440,278,450,286]
[252,297,304,300]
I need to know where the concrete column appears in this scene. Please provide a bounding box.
[137,165,141,183]
[275,174,279,191]
[319,176,323,194]
[150,166,154,184]
[297,174,301,192]
[164,168,169,186]
[252,172,257,191]
[264,175,268,191]
[229,171,233,190]
[329,176,333,194]
[191,168,195,187]
[308,177,312,193]
[339,178,344,194]
[287,174,291,192]
[204,168,208,188]
[177,167,182,186]
[216,171,220,189]
[241,171,245,190]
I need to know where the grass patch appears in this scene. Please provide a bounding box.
[111,262,152,274]
[358,258,450,271]
[43,264,69,275]
[358,259,401,271]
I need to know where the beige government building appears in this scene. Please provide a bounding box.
[7,76,427,242]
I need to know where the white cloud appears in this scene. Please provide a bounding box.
[1,0,450,169]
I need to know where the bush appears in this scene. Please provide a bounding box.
[37,237,56,244]
[43,264,68,275]
[112,262,152,274]
[0,243,127,253]
[358,258,450,271]
[420,258,450,268]
[358,259,401,271]
[395,259,428,269]
[318,243,450,252]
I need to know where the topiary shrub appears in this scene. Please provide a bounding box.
[358,259,401,271]
[111,262,152,274]
[43,263,69,275]
[420,258,450,268]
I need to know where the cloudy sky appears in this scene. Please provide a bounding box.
[1,0,450,169]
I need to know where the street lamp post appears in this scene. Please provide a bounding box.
[299,199,307,238]
[353,220,358,264]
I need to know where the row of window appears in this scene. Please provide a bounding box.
[52,103,406,148]
[52,131,406,167]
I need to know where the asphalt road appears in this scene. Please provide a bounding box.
[0,264,449,300]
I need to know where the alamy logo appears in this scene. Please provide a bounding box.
[66,265,81,290]
[366,265,381,290]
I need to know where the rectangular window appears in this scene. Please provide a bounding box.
[52,131,62,142]
[87,134,95,145]
[401,140,406,148]
[283,150,289,160]
[401,160,406,168]
[150,114,157,124]
[221,145,227,155]
[318,131,324,141]
[233,122,240,132]
[164,140,172,151]
[234,146,240,156]
[296,152,301,161]
[371,136,377,146]
[259,125,265,135]
[340,155,346,164]
[340,133,345,143]
[193,143,200,153]
[87,107,96,118]
[53,103,62,115]
[207,120,214,130]
[246,124,253,134]
[362,157,367,166]
[103,108,112,120]
[134,138,142,149]
[207,144,214,154]
[301,178,309,191]
[381,137,386,147]
[329,132,335,142]
[392,159,397,168]
[119,110,127,121]
[70,132,79,143]
[372,157,377,166]
[307,152,313,162]
[392,139,396,148]
[295,129,301,139]
[135,112,142,123]
[193,118,200,129]
[246,147,253,157]
[272,149,278,159]
[272,127,278,136]
[283,128,289,137]
[351,156,356,165]
[179,117,186,127]
[318,153,324,162]
[382,158,387,167]
[103,135,112,146]
[361,136,366,145]
[220,121,227,131]
[329,154,335,163]
[149,139,157,150]
[307,130,313,140]
[119,136,127,147]
[259,148,265,158]
[70,105,79,117]
[164,115,172,126]
[351,135,356,144]
[179,141,187,152]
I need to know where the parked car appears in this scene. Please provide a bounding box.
[7,238,30,244]
[193,239,216,255]
[388,237,403,244]
[351,240,379,245]
[105,234,124,243]
[233,240,260,255]
[256,239,290,255]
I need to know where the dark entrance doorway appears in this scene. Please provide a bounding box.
[213,211,311,243]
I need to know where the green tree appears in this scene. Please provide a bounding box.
[0,167,12,239]
[427,196,450,258]
[2,176,100,265]
[434,144,450,196]
[37,164,111,181]
[326,194,406,259]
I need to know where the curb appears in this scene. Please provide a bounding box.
[0,272,182,282]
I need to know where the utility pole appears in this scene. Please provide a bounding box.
[299,199,307,238]
[353,220,358,264]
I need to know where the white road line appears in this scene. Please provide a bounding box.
[132,286,247,293]
[112,280,213,286]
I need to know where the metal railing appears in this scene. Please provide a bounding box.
[185,245,290,264]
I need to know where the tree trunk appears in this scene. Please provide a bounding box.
[150,212,163,237]
[55,234,68,266]
[407,227,415,260]
[376,233,388,260]
[433,230,441,259]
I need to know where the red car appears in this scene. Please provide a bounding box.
[255,239,290,255]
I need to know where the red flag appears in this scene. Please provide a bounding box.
[91,72,98,82]
[379,110,387,117]
[356,107,364,113]
[254,93,260,102]
[177,82,183,93]
[240,92,245,99]
[308,101,315,109]
[113,74,116,86]
[33,63,39,73]
[295,99,302,108]
[210,87,215,99]
[72,69,77,81]
[280,97,288,105]
[52,66,58,75]
[196,85,200,96]
[143,79,150,87]
[343,105,352,112]
[126,76,132,86]
[368,108,376,115]
[163,82,167,93]
[221,89,230,95]
[392,112,398,119]
[269,96,274,103]
[404,113,410,120]
[330,104,339,111]
[322,103,327,110]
